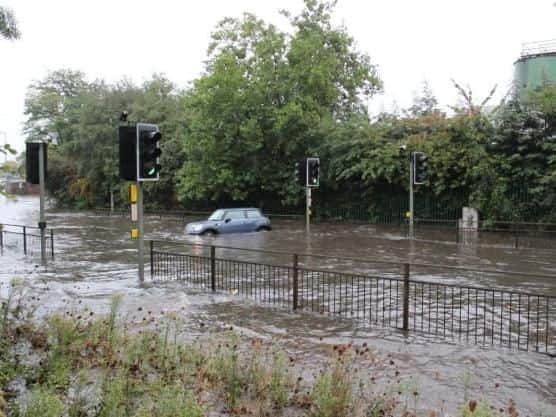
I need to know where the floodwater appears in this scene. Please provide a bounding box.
[1,195,555,415]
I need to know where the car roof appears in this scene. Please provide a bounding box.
[221,207,260,211]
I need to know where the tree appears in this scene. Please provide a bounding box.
[407,81,439,117]
[0,6,20,40]
[0,5,19,194]
[176,0,382,207]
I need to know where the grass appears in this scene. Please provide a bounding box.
[0,287,535,417]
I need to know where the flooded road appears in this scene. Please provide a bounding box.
[1,195,555,415]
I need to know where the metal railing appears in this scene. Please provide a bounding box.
[0,223,54,259]
[149,240,556,356]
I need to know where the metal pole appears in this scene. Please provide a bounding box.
[402,263,410,331]
[137,181,144,283]
[210,246,216,292]
[305,187,311,234]
[23,226,27,255]
[292,253,299,310]
[149,240,154,279]
[409,152,414,239]
[110,190,114,214]
[50,229,54,260]
[38,142,47,265]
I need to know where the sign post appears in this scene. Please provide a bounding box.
[137,181,144,283]
[409,152,414,239]
[38,141,47,265]
[306,186,311,234]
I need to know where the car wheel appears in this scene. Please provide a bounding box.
[256,226,270,232]
[201,229,216,236]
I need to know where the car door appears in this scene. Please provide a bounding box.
[220,210,246,233]
[244,209,261,231]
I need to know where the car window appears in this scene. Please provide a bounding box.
[246,210,262,218]
[208,209,225,221]
[225,210,245,220]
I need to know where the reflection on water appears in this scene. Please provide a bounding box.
[1,195,555,414]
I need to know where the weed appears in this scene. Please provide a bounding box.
[99,374,127,417]
[17,387,64,417]
[460,399,500,417]
[107,294,122,349]
[268,349,292,408]
[134,384,204,417]
[309,346,354,417]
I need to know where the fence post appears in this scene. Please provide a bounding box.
[292,254,299,310]
[210,246,216,292]
[514,234,519,249]
[150,240,154,279]
[0,224,3,250]
[402,263,410,331]
[50,229,54,260]
[455,221,459,244]
[23,226,27,255]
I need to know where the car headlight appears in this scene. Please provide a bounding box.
[191,224,203,232]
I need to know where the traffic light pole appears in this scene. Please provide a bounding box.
[137,181,145,283]
[409,152,414,239]
[38,142,47,266]
[306,186,311,234]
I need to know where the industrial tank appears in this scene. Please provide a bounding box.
[514,40,556,100]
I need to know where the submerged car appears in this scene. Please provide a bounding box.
[185,208,271,235]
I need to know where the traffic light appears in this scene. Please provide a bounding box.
[295,160,307,186]
[307,157,320,187]
[137,123,162,181]
[25,142,46,185]
[413,151,427,184]
[119,125,137,181]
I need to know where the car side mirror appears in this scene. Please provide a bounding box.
[225,218,231,223]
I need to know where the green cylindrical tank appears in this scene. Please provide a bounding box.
[514,40,556,100]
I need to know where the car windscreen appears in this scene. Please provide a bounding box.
[208,209,225,221]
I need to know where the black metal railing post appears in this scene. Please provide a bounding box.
[150,240,154,279]
[514,234,519,249]
[22,226,27,255]
[292,253,299,310]
[50,229,54,260]
[210,246,216,292]
[0,224,3,250]
[402,263,410,331]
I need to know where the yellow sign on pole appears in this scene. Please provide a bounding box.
[130,228,139,239]
[129,184,137,203]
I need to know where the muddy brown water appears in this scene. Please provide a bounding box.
[1,195,555,415]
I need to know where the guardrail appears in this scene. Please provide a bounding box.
[0,223,54,259]
[149,240,556,356]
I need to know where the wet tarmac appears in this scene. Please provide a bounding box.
[1,195,555,415]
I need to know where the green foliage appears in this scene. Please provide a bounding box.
[177,0,381,206]
[20,0,556,223]
[0,6,20,40]
[17,387,64,417]
[310,350,354,417]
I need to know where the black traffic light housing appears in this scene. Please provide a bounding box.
[413,151,427,185]
[119,126,137,181]
[295,160,306,186]
[307,157,320,187]
[25,142,47,185]
[295,157,320,187]
[119,123,162,181]
[137,123,162,181]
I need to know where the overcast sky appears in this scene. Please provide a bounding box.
[1,0,555,154]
